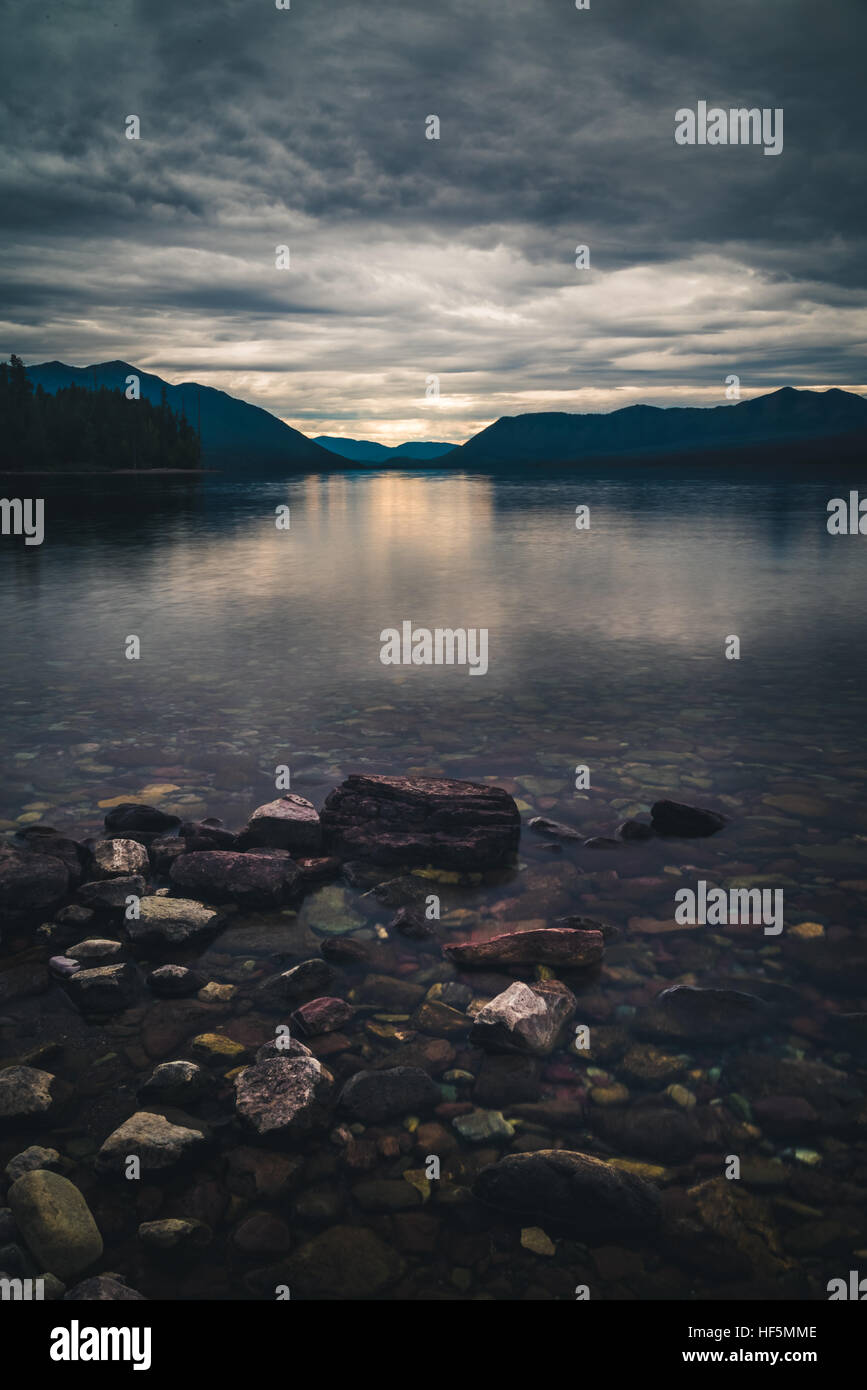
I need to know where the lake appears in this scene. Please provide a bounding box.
[1,465,866,1300]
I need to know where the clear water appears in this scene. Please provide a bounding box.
[1,467,866,1300]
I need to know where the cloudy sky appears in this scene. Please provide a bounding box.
[2,0,864,444]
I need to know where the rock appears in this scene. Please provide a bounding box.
[296,856,341,886]
[339,1066,441,1123]
[291,997,354,1036]
[618,819,654,841]
[125,895,222,946]
[453,1109,515,1141]
[583,837,620,849]
[752,1096,819,1138]
[256,1037,313,1063]
[67,939,124,963]
[321,773,521,869]
[470,980,577,1056]
[0,1066,62,1125]
[521,1226,556,1256]
[76,875,146,913]
[138,1218,212,1251]
[681,1177,793,1279]
[226,1147,304,1200]
[8,1171,103,1279]
[169,851,300,908]
[233,1211,292,1254]
[179,820,238,851]
[103,804,181,836]
[91,838,149,879]
[139,1061,212,1105]
[234,1056,333,1136]
[634,985,769,1042]
[64,1274,146,1300]
[191,1033,247,1064]
[390,906,436,940]
[473,1054,542,1107]
[444,928,603,969]
[55,904,95,928]
[620,1045,686,1085]
[474,1150,660,1233]
[95,1110,212,1174]
[285,1225,404,1298]
[264,959,336,1002]
[5,1146,61,1183]
[146,964,204,998]
[528,816,582,841]
[320,937,369,966]
[48,956,80,979]
[724,1056,859,1112]
[65,963,137,1015]
[19,832,86,886]
[592,1103,709,1161]
[650,799,727,837]
[0,846,69,918]
[241,795,322,854]
[357,974,426,1010]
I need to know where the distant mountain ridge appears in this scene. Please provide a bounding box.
[26,359,336,469]
[450,388,867,466]
[23,362,867,473]
[313,435,454,462]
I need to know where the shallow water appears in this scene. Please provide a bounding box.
[1,466,866,1300]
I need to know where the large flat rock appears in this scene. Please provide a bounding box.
[444,927,603,968]
[321,773,520,869]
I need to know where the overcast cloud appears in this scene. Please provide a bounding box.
[1,0,864,442]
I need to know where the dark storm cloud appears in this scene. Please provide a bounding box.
[0,0,864,441]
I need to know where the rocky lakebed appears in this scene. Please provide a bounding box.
[1,771,866,1301]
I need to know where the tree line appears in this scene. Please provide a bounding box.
[0,356,202,471]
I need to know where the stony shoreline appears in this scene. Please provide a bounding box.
[0,775,864,1301]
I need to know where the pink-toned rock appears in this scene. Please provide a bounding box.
[444,927,603,968]
[290,997,354,1036]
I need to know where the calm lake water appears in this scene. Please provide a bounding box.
[1,466,866,1301]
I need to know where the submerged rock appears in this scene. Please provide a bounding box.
[0,1066,63,1126]
[8,1170,103,1280]
[285,1225,404,1299]
[104,804,181,836]
[95,1110,212,1174]
[339,1066,440,1123]
[64,1274,146,1300]
[241,794,322,854]
[650,799,727,837]
[65,963,137,1014]
[66,939,124,963]
[470,980,577,1056]
[290,997,354,1036]
[125,896,222,946]
[0,846,69,918]
[444,927,603,968]
[234,1056,333,1137]
[473,1150,660,1234]
[139,1061,212,1105]
[634,984,769,1042]
[321,773,521,869]
[263,958,336,1002]
[528,816,582,841]
[169,850,300,908]
[76,875,146,913]
[146,964,205,998]
[91,838,149,879]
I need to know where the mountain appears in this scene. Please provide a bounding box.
[313,436,454,462]
[25,360,337,469]
[450,388,867,467]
